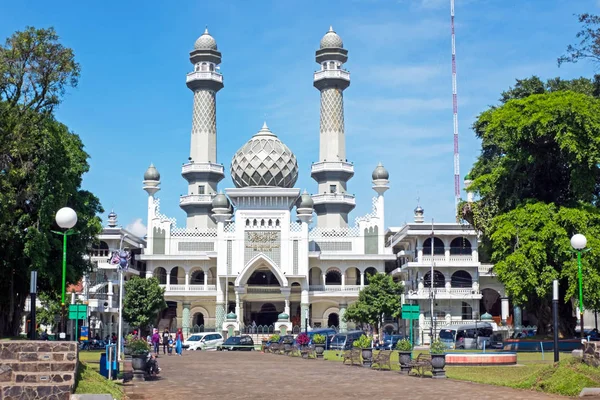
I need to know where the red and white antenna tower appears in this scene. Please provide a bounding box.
[451,0,461,221]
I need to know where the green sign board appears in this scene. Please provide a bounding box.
[68,304,88,320]
[401,304,419,320]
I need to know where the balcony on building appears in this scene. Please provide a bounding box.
[313,68,350,89]
[312,193,356,207]
[155,266,218,294]
[310,161,354,183]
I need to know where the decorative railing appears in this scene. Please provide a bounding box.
[160,284,216,292]
[478,264,494,274]
[310,161,354,174]
[179,194,213,205]
[406,288,479,297]
[246,286,282,294]
[309,285,362,292]
[311,193,356,205]
[309,226,360,238]
[313,69,350,82]
[181,162,224,175]
[186,71,223,83]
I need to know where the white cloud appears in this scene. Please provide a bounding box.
[126,218,147,238]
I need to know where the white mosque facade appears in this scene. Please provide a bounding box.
[132,27,510,343]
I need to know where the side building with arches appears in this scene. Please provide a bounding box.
[386,205,508,345]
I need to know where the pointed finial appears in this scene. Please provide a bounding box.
[262,121,268,130]
[204,26,209,35]
[329,25,334,32]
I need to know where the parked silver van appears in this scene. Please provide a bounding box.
[439,322,494,350]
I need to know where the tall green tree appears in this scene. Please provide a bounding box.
[0,27,102,336]
[123,277,166,335]
[343,273,403,334]
[462,89,600,335]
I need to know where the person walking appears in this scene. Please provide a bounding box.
[162,329,170,354]
[175,328,184,356]
[151,328,161,357]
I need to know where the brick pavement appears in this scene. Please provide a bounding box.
[125,351,566,400]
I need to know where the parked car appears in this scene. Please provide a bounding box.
[374,334,403,350]
[183,332,224,350]
[218,335,254,351]
[329,330,365,350]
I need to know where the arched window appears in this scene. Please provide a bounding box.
[329,61,335,69]
[423,237,445,255]
[191,270,205,285]
[461,302,473,320]
[170,267,182,285]
[450,237,472,255]
[154,267,167,285]
[322,62,327,70]
[364,267,378,284]
[451,270,472,288]
[424,270,445,288]
[209,64,214,72]
[325,270,342,285]
[201,62,208,71]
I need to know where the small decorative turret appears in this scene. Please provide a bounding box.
[107,210,118,228]
[143,163,161,196]
[414,203,424,223]
[296,190,314,224]
[371,162,389,195]
[464,174,474,203]
[211,191,232,223]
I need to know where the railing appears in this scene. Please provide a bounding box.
[313,69,350,82]
[421,255,446,262]
[406,288,479,296]
[246,286,281,294]
[160,284,217,292]
[309,285,362,292]
[478,264,494,274]
[181,162,224,175]
[186,71,223,83]
[179,194,213,205]
[310,161,354,174]
[312,193,356,205]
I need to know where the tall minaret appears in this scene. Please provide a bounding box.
[311,27,355,228]
[180,28,225,229]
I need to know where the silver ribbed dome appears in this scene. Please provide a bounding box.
[212,192,229,209]
[231,122,298,188]
[194,28,217,50]
[320,26,343,49]
[297,190,314,209]
[372,162,389,180]
[144,163,160,181]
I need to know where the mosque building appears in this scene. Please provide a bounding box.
[132,27,509,343]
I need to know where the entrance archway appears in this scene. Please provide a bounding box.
[480,288,501,317]
[255,303,279,326]
[327,313,339,328]
[194,313,204,326]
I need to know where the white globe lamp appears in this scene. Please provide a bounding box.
[571,234,587,250]
[55,207,77,229]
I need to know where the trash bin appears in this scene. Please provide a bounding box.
[99,353,119,379]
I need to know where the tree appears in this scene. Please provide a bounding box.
[343,273,403,335]
[36,292,62,333]
[462,89,600,335]
[558,14,600,66]
[0,27,102,336]
[123,277,166,335]
[500,76,599,103]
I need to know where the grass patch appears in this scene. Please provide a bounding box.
[74,362,124,399]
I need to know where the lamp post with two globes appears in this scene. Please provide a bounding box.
[52,207,78,340]
[570,233,590,338]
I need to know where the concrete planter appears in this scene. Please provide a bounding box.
[314,344,325,358]
[131,354,147,381]
[361,348,373,368]
[430,354,446,379]
[398,351,412,374]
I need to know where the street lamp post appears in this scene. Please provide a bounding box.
[571,234,589,339]
[53,207,78,340]
[108,235,130,361]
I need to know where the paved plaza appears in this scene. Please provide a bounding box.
[125,351,566,399]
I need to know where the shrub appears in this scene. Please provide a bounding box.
[125,334,150,355]
[312,334,326,344]
[395,338,413,351]
[430,339,446,354]
[352,334,372,349]
[296,333,310,346]
[269,334,280,343]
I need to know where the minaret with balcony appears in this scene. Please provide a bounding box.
[311,26,355,228]
[180,28,225,229]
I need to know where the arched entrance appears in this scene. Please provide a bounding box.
[480,288,501,317]
[256,303,279,326]
[327,313,339,328]
[194,313,204,326]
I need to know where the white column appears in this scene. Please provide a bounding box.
[501,297,509,323]
[235,291,241,324]
[203,270,208,291]
[166,268,171,291]
[108,281,114,308]
[185,272,189,291]
[360,272,365,289]
[445,247,450,262]
[322,274,326,288]
[145,270,152,279]
[417,246,423,262]
[341,273,346,290]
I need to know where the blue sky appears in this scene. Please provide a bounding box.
[0,0,597,235]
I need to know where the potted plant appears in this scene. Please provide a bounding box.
[126,334,151,381]
[268,334,280,354]
[312,334,326,359]
[395,338,413,374]
[353,334,373,368]
[429,339,447,379]
[296,333,310,358]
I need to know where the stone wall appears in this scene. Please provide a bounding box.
[0,341,78,400]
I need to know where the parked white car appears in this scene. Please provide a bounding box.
[183,332,224,351]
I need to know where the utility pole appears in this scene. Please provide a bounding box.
[430,218,435,344]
